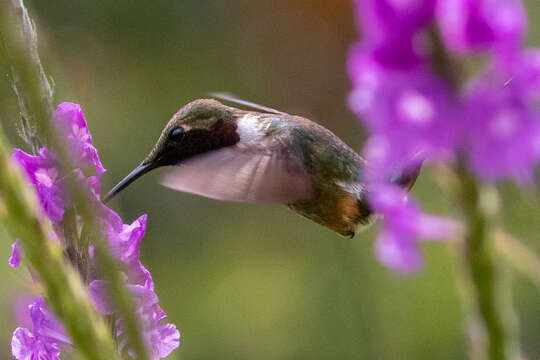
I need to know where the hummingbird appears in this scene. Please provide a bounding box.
[103,94,420,237]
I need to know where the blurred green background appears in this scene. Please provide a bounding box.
[1,1,540,359]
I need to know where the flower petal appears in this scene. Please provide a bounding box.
[375,230,423,273]
[437,0,526,54]
[9,240,21,268]
[54,102,106,175]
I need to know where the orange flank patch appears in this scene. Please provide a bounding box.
[324,191,363,237]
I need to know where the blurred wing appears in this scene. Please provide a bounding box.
[160,147,313,204]
[209,92,286,115]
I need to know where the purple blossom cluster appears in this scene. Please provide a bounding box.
[349,0,540,271]
[11,297,71,360]
[9,102,180,359]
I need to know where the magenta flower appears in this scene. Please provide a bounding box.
[11,329,61,360]
[89,281,158,316]
[138,306,180,360]
[463,67,540,181]
[355,0,435,36]
[89,207,180,359]
[107,214,154,286]
[349,62,457,180]
[90,281,180,360]
[9,240,21,268]
[12,148,67,222]
[84,153,179,360]
[11,297,70,360]
[11,102,180,358]
[437,0,526,55]
[89,213,154,312]
[11,102,106,221]
[375,230,423,273]
[349,0,538,272]
[369,184,456,272]
[54,102,105,175]
[117,304,181,360]
[353,0,435,70]
[497,50,540,96]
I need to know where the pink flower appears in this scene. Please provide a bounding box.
[437,0,526,55]
[463,61,540,181]
[348,52,457,180]
[11,297,70,360]
[54,102,105,175]
[349,0,536,272]
[12,148,67,222]
[10,102,180,358]
[90,281,180,360]
[118,304,181,360]
[369,184,456,272]
[9,240,21,268]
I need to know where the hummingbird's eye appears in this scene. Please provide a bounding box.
[169,126,185,142]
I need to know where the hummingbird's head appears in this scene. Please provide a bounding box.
[103,99,240,202]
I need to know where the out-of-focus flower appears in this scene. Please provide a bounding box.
[369,184,456,271]
[349,60,457,180]
[355,0,435,37]
[9,240,21,268]
[497,50,540,96]
[11,102,180,358]
[349,0,538,271]
[348,0,457,271]
[353,0,435,70]
[11,297,70,360]
[436,0,526,55]
[463,67,540,181]
[13,295,34,330]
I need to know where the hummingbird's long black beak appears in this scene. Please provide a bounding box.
[103,162,157,203]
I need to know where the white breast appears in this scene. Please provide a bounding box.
[236,114,269,145]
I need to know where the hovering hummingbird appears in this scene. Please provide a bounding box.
[104,94,420,237]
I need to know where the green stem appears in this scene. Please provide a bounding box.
[0,1,149,358]
[494,229,540,288]
[0,0,53,145]
[456,162,506,360]
[0,125,120,360]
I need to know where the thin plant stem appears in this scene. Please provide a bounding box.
[428,25,515,360]
[494,229,540,288]
[0,0,149,358]
[0,124,120,360]
[456,161,506,360]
